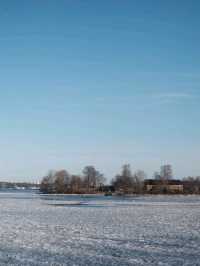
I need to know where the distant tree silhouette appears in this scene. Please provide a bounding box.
[82,166,105,193]
[40,166,106,194]
[160,165,173,180]
[112,164,145,194]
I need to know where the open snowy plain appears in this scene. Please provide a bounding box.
[0,192,199,265]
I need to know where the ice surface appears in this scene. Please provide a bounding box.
[0,192,200,265]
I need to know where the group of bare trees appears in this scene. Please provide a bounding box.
[154,165,173,181]
[40,166,105,194]
[182,176,200,194]
[111,164,146,194]
[40,164,146,194]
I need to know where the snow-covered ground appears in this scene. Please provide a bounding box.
[0,192,200,265]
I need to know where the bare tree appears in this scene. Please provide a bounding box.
[160,165,173,180]
[183,176,200,194]
[112,164,134,194]
[133,170,146,193]
[54,170,70,193]
[40,176,50,193]
[70,175,82,193]
[82,166,105,193]
[40,170,56,193]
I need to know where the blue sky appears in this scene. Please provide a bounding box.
[0,0,200,181]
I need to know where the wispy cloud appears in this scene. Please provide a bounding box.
[152,92,198,105]
[155,92,195,100]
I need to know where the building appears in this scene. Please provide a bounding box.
[144,179,184,194]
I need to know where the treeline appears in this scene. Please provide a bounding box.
[111,164,145,194]
[182,176,200,194]
[40,166,105,194]
[40,164,200,195]
[40,164,145,194]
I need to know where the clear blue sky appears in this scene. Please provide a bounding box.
[0,0,200,181]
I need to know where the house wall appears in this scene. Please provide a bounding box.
[146,184,183,193]
[168,185,183,192]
